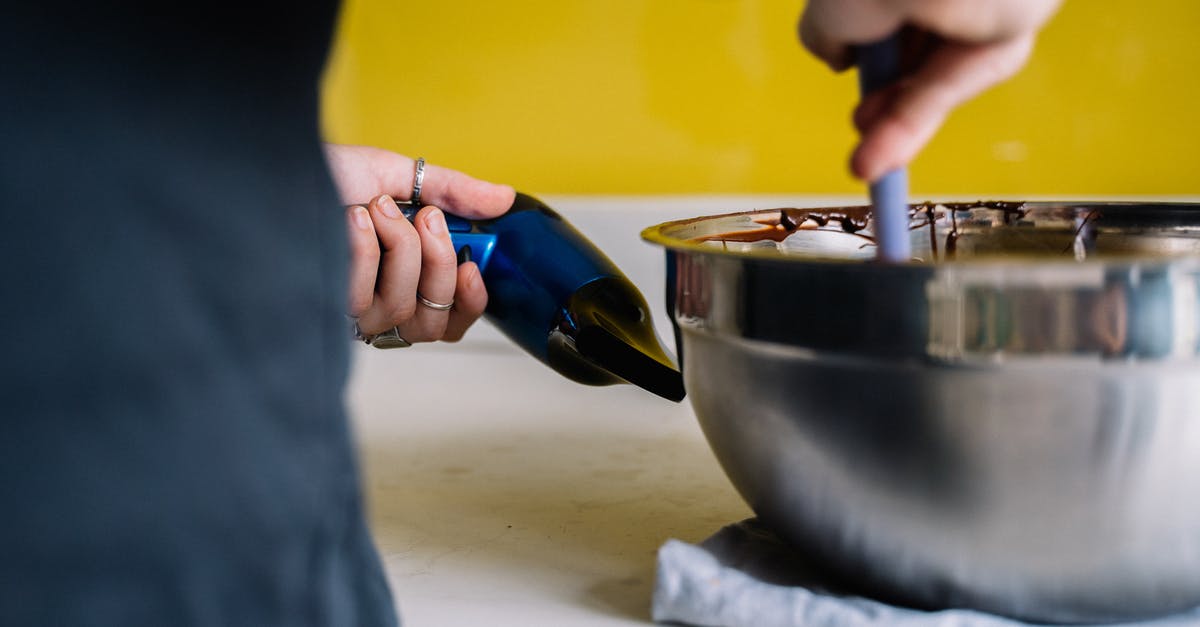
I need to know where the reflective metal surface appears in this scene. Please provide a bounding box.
[642,202,1200,623]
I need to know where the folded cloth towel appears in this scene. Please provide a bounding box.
[653,519,1200,627]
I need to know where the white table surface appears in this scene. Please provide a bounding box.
[344,196,857,626]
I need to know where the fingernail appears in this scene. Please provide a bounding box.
[456,245,472,265]
[425,209,446,235]
[351,206,371,230]
[379,195,402,219]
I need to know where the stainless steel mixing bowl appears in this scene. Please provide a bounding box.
[642,202,1200,624]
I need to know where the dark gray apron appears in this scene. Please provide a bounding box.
[0,2,396,625]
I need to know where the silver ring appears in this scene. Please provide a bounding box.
[354,322,412,349]
[417,292,454,311]
[411,157,426,208]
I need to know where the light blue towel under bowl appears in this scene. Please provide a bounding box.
[653,520,1200,627]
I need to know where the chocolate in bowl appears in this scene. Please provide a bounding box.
[642,201,1200,623]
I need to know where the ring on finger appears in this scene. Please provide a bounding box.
[411,157,426,208]
[417,292,454,311]
[354,322,413,349]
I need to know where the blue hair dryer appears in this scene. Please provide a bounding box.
[403,193,685,402]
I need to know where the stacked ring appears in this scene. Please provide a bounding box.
[417,292,454,311]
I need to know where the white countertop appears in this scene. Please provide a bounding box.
[344,196,838,626]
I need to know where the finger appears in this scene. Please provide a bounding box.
[323,144,393,206]
[442,262,487,343]
[417,163,515,219]
[395,206,457,342]
[322,145,514,220]
[900,0,1063,44]
[852,30,941,132]
[851,35,1035,181]
[852,84,901,133]
[798,0,904,72]
[345,205,380,317]
[357,194,422,335]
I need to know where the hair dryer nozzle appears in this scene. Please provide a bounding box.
[557,278,685,402]
[469,193,685,401]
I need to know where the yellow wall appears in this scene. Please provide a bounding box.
[322,1,1199,196]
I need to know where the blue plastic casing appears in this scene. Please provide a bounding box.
[406,193,684,400]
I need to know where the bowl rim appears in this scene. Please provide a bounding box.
[640,200,1200,268]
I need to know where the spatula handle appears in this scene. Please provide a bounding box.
[857,35,912,263]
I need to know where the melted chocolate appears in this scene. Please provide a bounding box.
[779,209,798,231]
[997,202,1027,221]
[695,201,1034,263]
[698,206,878,244]
[923,203,939,258]
[700,224,796,243]
[945,210,959,260]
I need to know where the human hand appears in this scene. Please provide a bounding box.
[799,0,1061,181]
[323,144,516,343]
